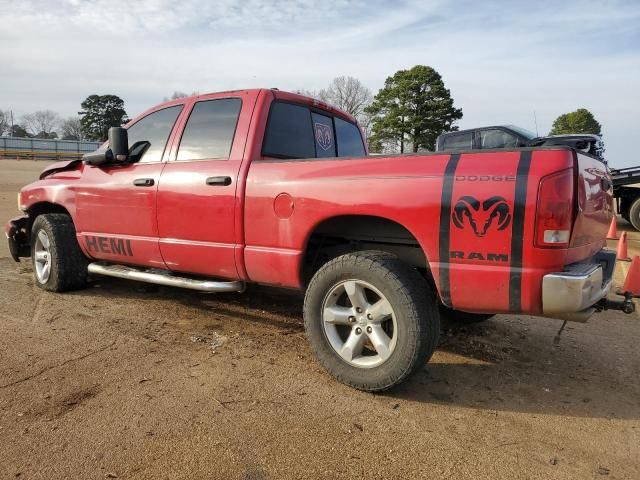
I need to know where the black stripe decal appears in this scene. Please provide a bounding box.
[438,153,460,307]
[509,151,532,312]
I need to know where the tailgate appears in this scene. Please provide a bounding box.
[569,152,613,256]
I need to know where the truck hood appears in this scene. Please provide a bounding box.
[39,159,82,180]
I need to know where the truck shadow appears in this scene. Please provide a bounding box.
[70,276,640,420]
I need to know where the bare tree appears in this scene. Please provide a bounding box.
[59,116,83,140]
[22,110,60,138]
[0,109,10,136]
[318,76,373,118]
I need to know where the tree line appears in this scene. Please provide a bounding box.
[0,65,602,150]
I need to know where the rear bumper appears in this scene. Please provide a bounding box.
[542,249,615,321]
[4,216,30,262]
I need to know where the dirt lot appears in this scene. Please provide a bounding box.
[0,159,638,479]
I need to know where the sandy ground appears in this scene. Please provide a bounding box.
[0,159,638,480]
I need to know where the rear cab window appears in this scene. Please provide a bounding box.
[262,101,365,159]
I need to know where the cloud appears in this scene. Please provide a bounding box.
[0,0,638,165]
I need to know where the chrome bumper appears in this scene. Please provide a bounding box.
[542,250,615,322]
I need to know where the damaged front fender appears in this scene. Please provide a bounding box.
[4,215,30,262]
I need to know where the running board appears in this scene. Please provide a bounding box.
[87,263,245,293]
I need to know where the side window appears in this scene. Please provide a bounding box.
[335,117,365,157]
[442,132,472,150]
[311,112,336,158]
[480,129,518,149]
[176,98,242,161]
[126,105,182,163]
[263,103,315,158]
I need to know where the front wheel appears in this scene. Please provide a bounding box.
[31,214,88,292]
[303,251,440,392]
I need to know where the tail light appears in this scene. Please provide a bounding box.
[535,168,574,248]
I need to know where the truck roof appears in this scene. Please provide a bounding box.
[133,88,358,126]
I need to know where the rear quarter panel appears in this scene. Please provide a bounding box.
[244,148,578,315]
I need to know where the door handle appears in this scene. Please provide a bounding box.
[206,176,232,186]
[133,178,155,187]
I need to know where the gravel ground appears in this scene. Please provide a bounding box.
[0,160,638,479]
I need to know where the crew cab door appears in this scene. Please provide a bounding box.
[76,105,183,267]
[156,92,257,279]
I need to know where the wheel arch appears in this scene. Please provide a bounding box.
[300,214,434,287]
[26,202,73,234]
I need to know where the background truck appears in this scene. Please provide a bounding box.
[435,124,605,161]
[5,89,621,391]
[609,166,640,230]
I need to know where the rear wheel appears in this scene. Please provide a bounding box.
[303,251,440,392]
[31,214,88,292]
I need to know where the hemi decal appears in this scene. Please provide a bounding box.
[438,153,460,306]
[85,236,133,257]
[508,151,532,312]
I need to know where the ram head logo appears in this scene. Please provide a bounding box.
[452,196,511,237]
[314,122,333,151]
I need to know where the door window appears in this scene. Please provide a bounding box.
[480,129,518,149]
[442,132,472,150]
[126,105,182,163]
[176,98,242,161]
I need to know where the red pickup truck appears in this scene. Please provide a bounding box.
[5,89,621,391]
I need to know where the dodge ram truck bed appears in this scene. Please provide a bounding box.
[5,89,624,391]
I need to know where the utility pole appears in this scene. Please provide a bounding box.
[533,110,539,137]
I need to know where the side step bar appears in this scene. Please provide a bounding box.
[88,263,245,293]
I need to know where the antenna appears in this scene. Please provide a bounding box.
[533,110,539,136]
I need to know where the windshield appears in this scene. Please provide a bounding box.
[505,125,537,140]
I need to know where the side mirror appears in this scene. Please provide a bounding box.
[82,127,129,166]
[109,127,129,161]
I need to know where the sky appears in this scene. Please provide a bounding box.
[0,0,639,166]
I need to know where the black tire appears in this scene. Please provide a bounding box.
[439,304,495,326]
[303,251,439,392]
[30,214,88,292]
[629,198,640,231]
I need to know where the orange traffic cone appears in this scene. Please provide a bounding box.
[621,256,640,296]
[617,232,631,261]
[607,217,618,240]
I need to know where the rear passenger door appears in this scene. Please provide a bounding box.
[156,93,256,279]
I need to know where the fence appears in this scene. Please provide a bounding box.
[0,136,101,161]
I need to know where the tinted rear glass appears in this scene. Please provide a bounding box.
[177,98,241,161]
[335,117,365,157]
[263,102,315,158]
[311,112,336,158]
